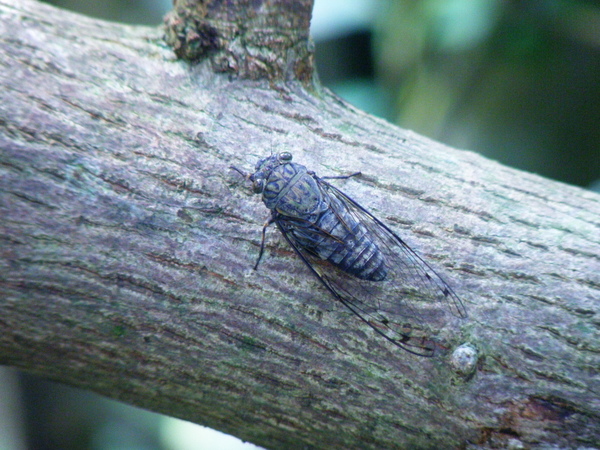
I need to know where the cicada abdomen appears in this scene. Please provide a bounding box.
[279,193,387,281]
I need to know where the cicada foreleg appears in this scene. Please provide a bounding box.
[231,164,274,271]
[254,214,277,271]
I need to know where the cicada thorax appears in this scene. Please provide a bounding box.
[261,162,321,214]
[262,161,387,282]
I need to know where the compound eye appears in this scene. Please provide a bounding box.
[252,178,265,193]
[279,152,292,162]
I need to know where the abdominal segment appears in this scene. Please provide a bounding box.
[286,199,387,281]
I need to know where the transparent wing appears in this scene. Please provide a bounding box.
[276,221,438,356]
[273,176,466,357]
[320,177,467,319]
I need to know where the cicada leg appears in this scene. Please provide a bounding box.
[254,214,277,270]
[319,171,361,180]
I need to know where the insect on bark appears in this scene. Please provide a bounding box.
[231,152,467,356]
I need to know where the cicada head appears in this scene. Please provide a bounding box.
[250,152,293,194]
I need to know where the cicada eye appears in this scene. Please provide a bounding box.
[279,152,292,162]
[252,178,265,193]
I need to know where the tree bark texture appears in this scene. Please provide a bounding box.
[1,1,600,448]
[163,0,315,81]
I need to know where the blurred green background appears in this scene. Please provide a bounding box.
[313,0,600,189]
[5,0,600,449]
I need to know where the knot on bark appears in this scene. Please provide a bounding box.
[163,0,315,83]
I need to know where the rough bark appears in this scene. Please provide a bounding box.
[163,0,315,81]
[1,0,599,448]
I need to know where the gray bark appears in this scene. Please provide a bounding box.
[1,0,599,448]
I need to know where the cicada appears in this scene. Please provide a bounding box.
[231,152,466,356]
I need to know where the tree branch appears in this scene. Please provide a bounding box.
[1,0,599,448]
